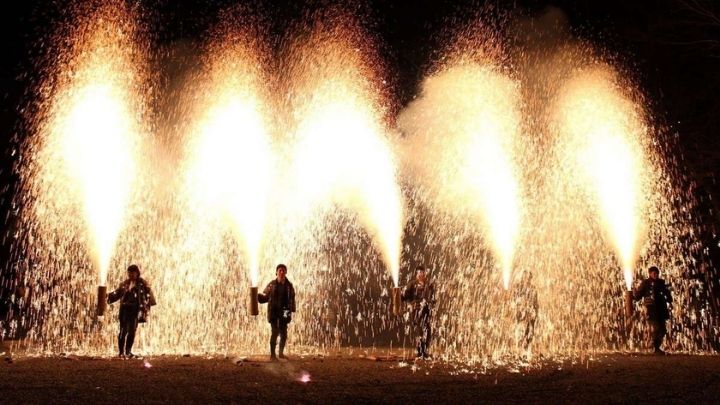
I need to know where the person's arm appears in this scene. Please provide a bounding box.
[258,282,271,304]
[428,281,436,304]
[401,281,413,301]
[633,280,647,301]
[289,283,296,313]
[107,282,127,305]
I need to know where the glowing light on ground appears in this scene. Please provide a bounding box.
[298,370,311,383]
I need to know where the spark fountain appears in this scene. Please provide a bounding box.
[16,1,148,338]
[182,18,274,317]
[552,66,653,333]
[398,41,526,360]
[399,61,524,290]
[553,67,649,291]
[282,15,404,295]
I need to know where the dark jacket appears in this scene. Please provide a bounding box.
[401,279,435,311]
[633,278,672,321]
[108,277,157,320]
[258,279,296,323]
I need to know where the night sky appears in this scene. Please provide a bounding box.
[1,0,719,279]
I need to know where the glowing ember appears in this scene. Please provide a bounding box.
[298,371,311,383]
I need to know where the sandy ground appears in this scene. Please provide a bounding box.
[1,350,720,404]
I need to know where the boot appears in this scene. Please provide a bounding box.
[270,344,278,361]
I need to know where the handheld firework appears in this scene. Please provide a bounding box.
[249,286,259,316]
[624,289,633,319]
[392,286,402,316]
[97,285,107,317]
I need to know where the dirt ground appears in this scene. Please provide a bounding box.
[1,350,720,404]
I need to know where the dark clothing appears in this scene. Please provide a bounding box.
[108,277,157,316]
[108,277,156,355]
[633,278,672,321]
[258,279,296,323]
[649,319,667,352]
[634,277,673,351]
[275,282,289,314]
[401,279,435,308]
[270,318,289,357]
[118,305,139,355]
[258,278,296,357]
[513,280,539,350]
[401,279,435,357]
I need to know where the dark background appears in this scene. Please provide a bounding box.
[1,0,719,324]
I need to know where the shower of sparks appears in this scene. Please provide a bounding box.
[9,4,715,360]
[398,62,524,289]
[553,67,648,291]
[183,22,273,288]
[283,16,404,286]
[33,5,143,287]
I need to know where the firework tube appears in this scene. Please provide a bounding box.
[392,287,402,316]
[97,285,107,317]
[249,286,259,316]
[624,290,633,319]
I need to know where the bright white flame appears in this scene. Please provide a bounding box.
[399,63,523,288]
[189,95,273,287]
[464,123,522,289]
[291,84,403,286]
[55,82,137,286]
[555,68,647,290]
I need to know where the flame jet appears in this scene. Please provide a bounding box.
[553,67,649,290]
[399,62,524,289]
[183,26,274,288]
[284,19,404,286]
[38,8,144,288]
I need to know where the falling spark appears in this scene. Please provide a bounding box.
[298,370,311,383]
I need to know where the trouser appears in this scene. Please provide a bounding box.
[414,306,431,356]
[648,319,667,350]
[519,317,536,350]
[118,305,139,355]
[270,318,289,356]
